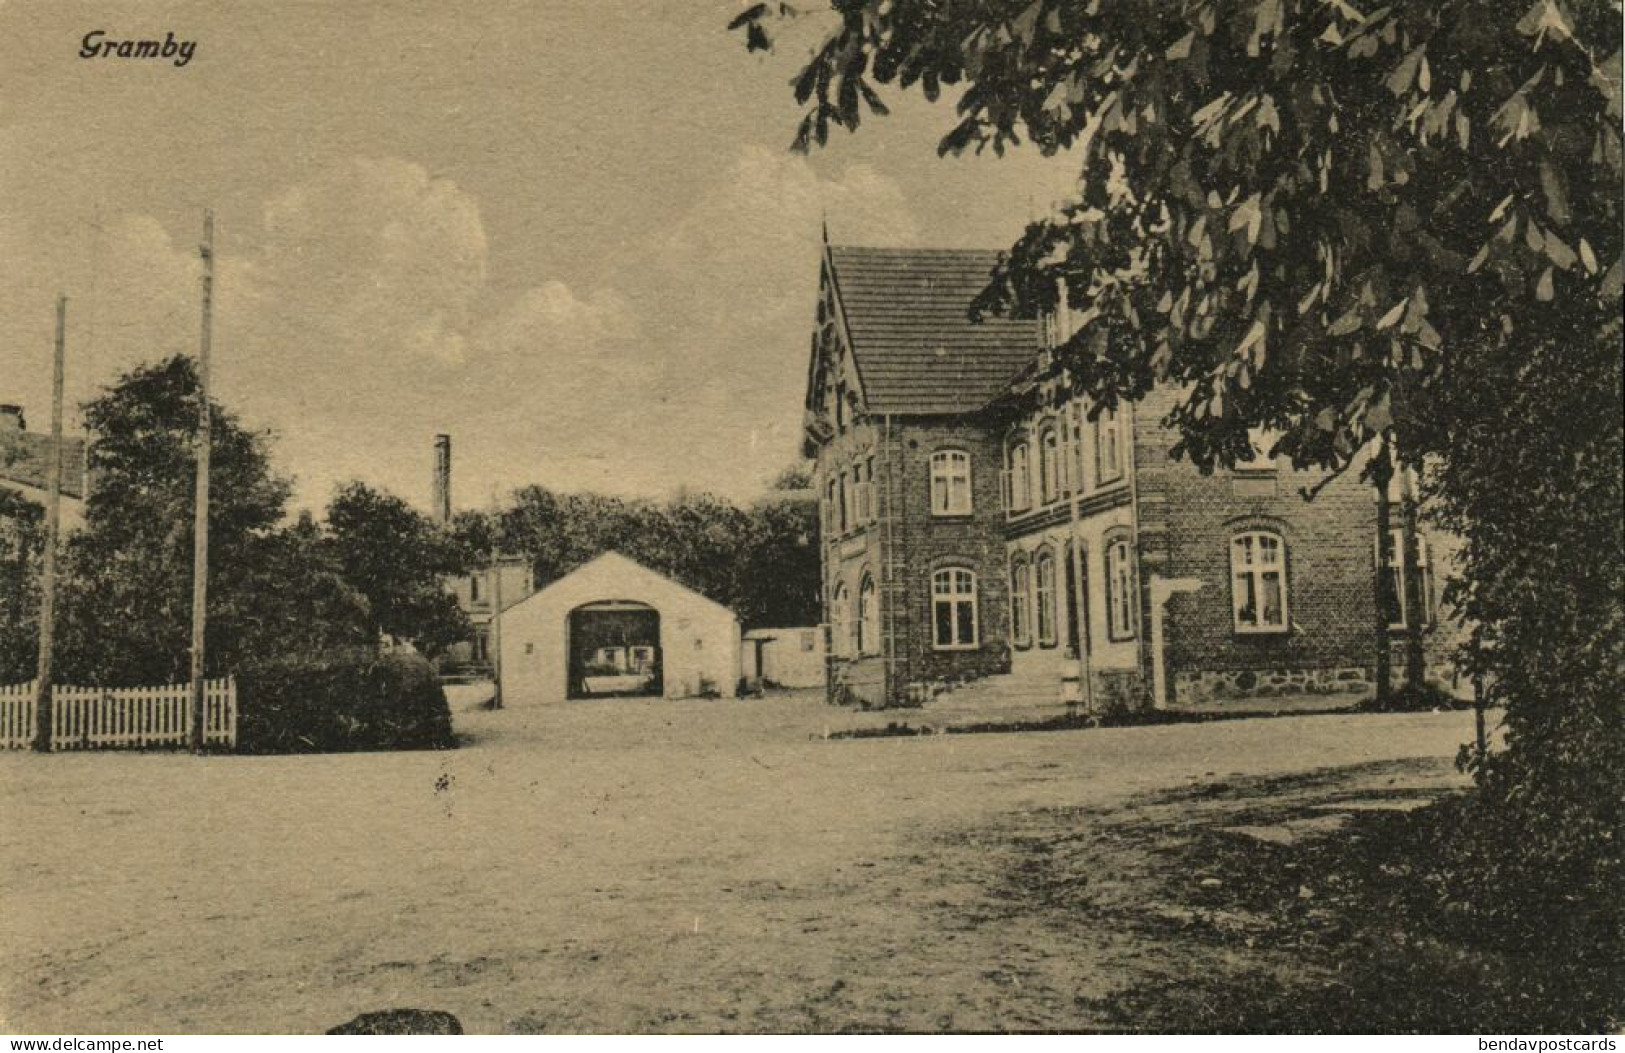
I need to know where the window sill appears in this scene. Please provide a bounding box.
[1233,627,1291,637]
[932,643,982,652]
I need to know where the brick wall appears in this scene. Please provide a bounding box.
[882,417,1012,702]
[1132,387,1460,703]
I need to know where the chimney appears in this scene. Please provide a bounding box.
[432,434,452,524]
[0,404,24,432]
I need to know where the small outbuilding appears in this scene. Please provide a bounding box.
[497,551,741,704]
[741,627,826,689]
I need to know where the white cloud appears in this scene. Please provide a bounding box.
[1,145,919,513]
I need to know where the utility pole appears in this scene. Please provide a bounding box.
[32,296,66,753]
[189,211,214,755]
[490,548,504,710]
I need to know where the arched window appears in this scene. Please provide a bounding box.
[1009,557,1032,648]
[1231,530,1288,633]
[931,567,979,649]
[1006,440,1031,511]
[1039,423,1061,504]
[1096,406,1123,484]
[1035,549,1058,647]
[830,583,851,656]
[857,574,878,654]
[930,450,973,515]
[1106,535,1137,640]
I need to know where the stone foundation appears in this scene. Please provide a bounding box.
[1089,669,1150,712]
[1173,666,1372,705]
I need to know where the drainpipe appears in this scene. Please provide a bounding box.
[1125,399,1151,703]
[1149,575,1204,708]
[882,413,896,703]
[1068,400,1094,710]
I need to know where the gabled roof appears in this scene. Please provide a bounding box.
[505,551,739,622]
[826,245,1039,415]
[0,430,87,500]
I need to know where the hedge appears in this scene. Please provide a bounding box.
[236,650,455,754]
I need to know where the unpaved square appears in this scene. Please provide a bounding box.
[0,693,1476,1033]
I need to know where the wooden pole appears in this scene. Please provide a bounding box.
[490,549,504,710]
[32,296,66,753]
[189,212,214,754]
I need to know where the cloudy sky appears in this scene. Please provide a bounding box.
[1,1,1080,514]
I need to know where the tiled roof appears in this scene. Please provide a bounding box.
[0,430,87,499]
[828,245,1038,415]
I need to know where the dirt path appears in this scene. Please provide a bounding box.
[0,694,1477,1033]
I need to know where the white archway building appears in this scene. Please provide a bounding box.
[497,551,741,704]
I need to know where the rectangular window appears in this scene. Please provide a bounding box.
[1231,531,1289,633]
[930,450,973,516]
[1381,529,1435,629]
[1009,560,1031,647]
[1096,407,1123,485]
[1006,442,1031,512]
[1106,538,1137,640]
[932,568,979,649]
[1040,426,1061,505]
[1036,553,1058,647]
[865,455,877,522]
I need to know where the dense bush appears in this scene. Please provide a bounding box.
[236,650,455,754]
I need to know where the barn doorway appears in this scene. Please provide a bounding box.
[567,601,662,699]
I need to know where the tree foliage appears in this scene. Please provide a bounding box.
[325,481,473,657]
[735,0,1623,988]
[54,356,324,684]
[0,491,44,683]
[13,357,388,685]
[494,470,821,630]
[737,0,1620,471]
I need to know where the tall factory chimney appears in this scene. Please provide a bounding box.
[432,434,452,524]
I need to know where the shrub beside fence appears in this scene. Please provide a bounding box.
[0,678,236,751]
[236,651,454,755]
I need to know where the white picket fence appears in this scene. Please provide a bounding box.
[0,678,236,751]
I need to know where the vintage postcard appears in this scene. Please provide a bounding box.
[1,0,1619,1040]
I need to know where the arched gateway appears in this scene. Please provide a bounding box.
[497,552,741,705]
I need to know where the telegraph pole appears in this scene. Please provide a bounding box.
[490,548,504,710]
[189,212,214,754]
[32,296,66,753]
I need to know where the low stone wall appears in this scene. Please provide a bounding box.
[1173,666,1372,705]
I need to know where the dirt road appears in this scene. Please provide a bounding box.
[0,693,1476,1033]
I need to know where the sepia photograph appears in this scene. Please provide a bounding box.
[0,0,1620,1039]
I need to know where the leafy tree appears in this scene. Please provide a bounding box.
[0,490,44,683]
[730,0,1621,685]
[736,485,822,629]
[57,356,296,684]
[734,0,1623,1005]
[324,481,473,657]
[769,461,817,491]
[496,481,821,630]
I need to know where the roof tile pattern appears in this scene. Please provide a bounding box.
[829,246,1038,415]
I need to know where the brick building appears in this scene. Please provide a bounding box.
[806,241,1459,710]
